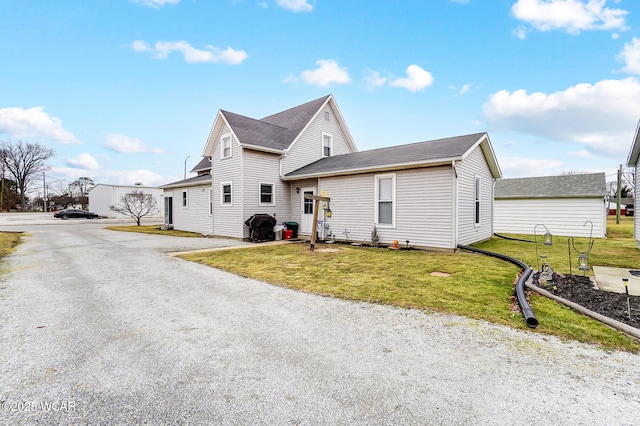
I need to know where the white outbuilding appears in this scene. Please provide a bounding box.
[88,184,164,219]
[494,173,607,238]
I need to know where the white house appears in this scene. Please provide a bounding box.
[627,122,640,247]
[169,94,501,249]
[159,158,213,235]
[494,173,607,238]
[88,184,163,219]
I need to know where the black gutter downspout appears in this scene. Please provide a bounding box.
[458,244,539,328]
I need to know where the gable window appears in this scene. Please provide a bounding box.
[209,187,213,216]
[322,133,333,157]
[182,191,188,208]
[221,182,232,205]
[221,133,232,159]
[259,183,274,205]
[475,176,481,225]
[375,174,396,227]
[324,111,330,121]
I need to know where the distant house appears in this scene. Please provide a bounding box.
[88,184,163,219]
[160,94,502,249]
[159,158,212,235]
[494,173,607,238]
[627,123,640,247]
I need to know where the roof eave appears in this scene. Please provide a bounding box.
[240,143,285,155]
[627,118,640,167]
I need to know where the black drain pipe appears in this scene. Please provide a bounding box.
[458,244,539,328]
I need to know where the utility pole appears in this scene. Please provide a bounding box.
[616,164,622,224]
[43,172,47,213]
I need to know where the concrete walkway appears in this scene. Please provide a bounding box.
[593,266,640,296]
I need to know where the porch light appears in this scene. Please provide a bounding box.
[543,230,553,246]
[326,207,332,218]
[578,253,588,271]
[534,224,553,271]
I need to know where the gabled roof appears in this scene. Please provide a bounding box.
[190,157,211,173]
[283,133,501,180]
[627,119,640,167]
[202,94,356,157]
[495,173,607,199]
[159,174,211,190]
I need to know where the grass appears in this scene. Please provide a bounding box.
[105,225,204,238]
[0,231,21,258]
[180,219,640,352]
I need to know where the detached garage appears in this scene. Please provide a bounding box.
[494,173,607,238]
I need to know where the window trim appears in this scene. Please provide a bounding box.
[322,133,333,158]
[375,173,396,228]
[474,175,481,226]
[182,190,188,208]
[259,182,275,206]
[220,132,232,159]
[220,181,233,206]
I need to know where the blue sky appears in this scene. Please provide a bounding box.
[1,0,640,193]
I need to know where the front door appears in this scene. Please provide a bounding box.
[300,187,316,234]
[164,196,173,225]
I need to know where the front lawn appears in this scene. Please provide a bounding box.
[180,233,640,352]
[105,225,204,238]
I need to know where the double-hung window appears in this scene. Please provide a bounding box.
[221,134,232,159]
[182,191,188,208]
[474,176,481,225]
[259,183,274,205]
[221,182,232,205]
[375,174,395,227]
[322,133,333,157]
[209,188,213,216]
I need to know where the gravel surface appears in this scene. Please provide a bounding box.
[1,216,640,424]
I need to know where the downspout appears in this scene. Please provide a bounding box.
[457,244,538,328]
[452,161,458,248]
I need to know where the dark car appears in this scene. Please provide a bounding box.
[53,209,99,219]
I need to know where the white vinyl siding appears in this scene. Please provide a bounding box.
[170,184,213,235]
[281,103,355,175]
[456,146,494,245]
[321,167,455,249]
[209,188,213,216]
[212,124,243,238]
[636,162,640,245]
[375,174,395,227]
[494,198,607,238]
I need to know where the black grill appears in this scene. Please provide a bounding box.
[244,214,277,242]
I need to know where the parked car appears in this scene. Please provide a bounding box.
[53,209,99,219]
[625,204,634,217]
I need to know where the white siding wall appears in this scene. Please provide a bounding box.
[170,184,213,235]
[636,163,640,245]
[212,124,244,238]
[320,167,456,249]
[281,103,355,175]
[242,149,291,238]
[89,185,163,219]
[494,198,606,238]
[88,185,114,217]
[456,146,494,245]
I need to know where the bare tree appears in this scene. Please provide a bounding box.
[110,189,159,226]
[0,140,55,210]
[69,177,95,209]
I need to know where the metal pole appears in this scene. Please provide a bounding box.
[184,155,190,180]
[616,164,622,224]
[43,172,47,213]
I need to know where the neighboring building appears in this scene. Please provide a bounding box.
[88,184,163,219]
[627,122,640,247]
[176,94,502,249]
[159,158,213,235]
[494,173,607,238]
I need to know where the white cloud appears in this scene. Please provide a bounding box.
[0,106,75,143]
[389,65,434,92]
[132,0,180,8]
[568,149,594,157]
[511,0,629,34]
[288,60,351,87]
[617,37,640,74]
[363,69,387,89]
[497,155,565,177]
[52,167,169,187]
[277,0,313,12]
[103,133,164,154]
[513,26,528,39]
[483,77,640,156]
[131,40,248,65]
[66,153,99,170]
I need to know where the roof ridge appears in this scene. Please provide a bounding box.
[260,94,331,122]
[221,110,290,131]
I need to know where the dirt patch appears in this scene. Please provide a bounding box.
[430,272,451,277]
[533,272,640,328]
[314,248,343,253]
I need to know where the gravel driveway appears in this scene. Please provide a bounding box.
[1,216,639,424]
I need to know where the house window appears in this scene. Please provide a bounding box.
[375,174,395,227]
[209,187,213,216]
[182,191,188,208]
[303,191,314,215]
[221,182,232,205]
[221,133,232,159]
[259,183,274,205]
[322,133,333,157]
[324,111,330,121]
[475,176,481,225]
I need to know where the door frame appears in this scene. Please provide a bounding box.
[300,187,316,234]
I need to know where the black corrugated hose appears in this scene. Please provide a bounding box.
[457,244,539,328]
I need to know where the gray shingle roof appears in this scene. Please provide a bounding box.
[160,174,211,189]
[284,133,487,178]
[222,95,331,152]
[495,173,607,199]
[190,157,211,173]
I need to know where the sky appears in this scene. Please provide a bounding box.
[2,0,640,194]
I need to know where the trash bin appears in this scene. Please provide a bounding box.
[286,221,299,238]
[274,224,283,241]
